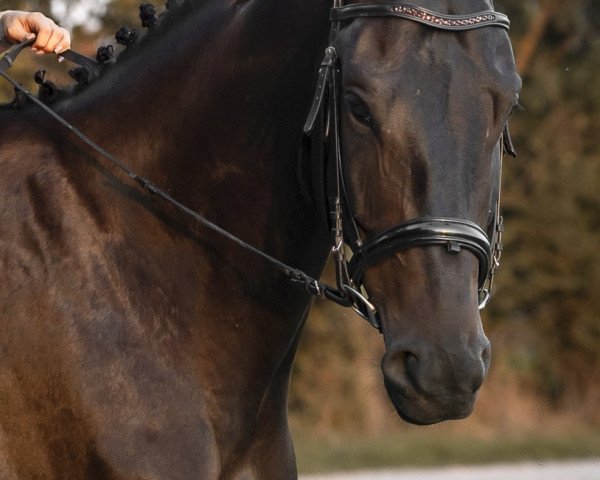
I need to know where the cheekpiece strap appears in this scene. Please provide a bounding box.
[331,2,510,31]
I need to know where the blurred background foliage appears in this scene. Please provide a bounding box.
[2,0,599,453]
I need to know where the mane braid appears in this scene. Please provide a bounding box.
[1,0,215,109]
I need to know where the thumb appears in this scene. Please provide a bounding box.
[18,30,36,43]
[23,32,36,42]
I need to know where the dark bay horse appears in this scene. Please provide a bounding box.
[0,0,520,478]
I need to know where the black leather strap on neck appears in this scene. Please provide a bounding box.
[331,3,510,31]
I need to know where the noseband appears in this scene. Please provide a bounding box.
[304,1,513,329]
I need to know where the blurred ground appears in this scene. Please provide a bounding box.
[300,459,600,480]
[293,429,600,475]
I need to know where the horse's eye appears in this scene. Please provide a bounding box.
[345,92,375,129]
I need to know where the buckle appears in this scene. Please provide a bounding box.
[478,288,491,310]
[342,284,381,331]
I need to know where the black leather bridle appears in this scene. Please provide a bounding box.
[303,1,514,329]
[0,1,514,333]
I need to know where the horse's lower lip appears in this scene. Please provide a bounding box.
[395,404,472,425]
[384,378,476,425]
[395,408,439,426]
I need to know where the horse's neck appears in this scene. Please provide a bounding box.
[76,0,331,163]
[68,0,330,250]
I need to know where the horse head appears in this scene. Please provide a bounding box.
[331,0,521,424]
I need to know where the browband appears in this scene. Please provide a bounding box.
[331,2,510,31]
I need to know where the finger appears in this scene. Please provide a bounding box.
[31,24,53,52]
[37,28,65,54]
[21,12,53,49]
[55,29,71,53]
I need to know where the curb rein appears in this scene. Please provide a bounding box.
[0,2,515,332]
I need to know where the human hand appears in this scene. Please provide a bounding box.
[0,10,71,54]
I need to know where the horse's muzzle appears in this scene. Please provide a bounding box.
[381,337,491,424]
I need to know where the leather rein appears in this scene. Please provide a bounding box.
[0,2,514,332]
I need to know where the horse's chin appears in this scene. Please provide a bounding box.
[384,379,478,425]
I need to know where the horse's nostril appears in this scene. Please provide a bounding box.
[384,340,491,396]
[382,349,422,393]
[481,341,491,369]
[404,351,420,389]
[471,340,491,392]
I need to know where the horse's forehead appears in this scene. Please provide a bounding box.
[341,19,515,94]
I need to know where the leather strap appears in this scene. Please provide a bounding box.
[0,38,34,73]
[59,49,100,72]
[0,39,100,76]
[304,47,337,135]
[331,3,510,31]
[348,218,492,289]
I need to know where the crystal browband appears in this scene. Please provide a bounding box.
[331,3,511,31]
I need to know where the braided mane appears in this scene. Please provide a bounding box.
[3,0,220,108]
